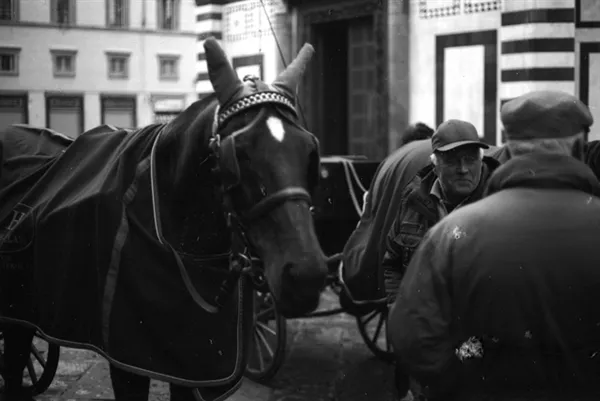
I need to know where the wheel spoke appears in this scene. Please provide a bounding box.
[256,306,274,321]
[255,326,275,359]
[256,321,276,337]
[362,310,379,325]
[31,345,47,367]
[372,312,385,342]
[253,333,265,371]
[26,357,38,385]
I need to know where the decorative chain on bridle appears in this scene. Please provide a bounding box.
[216,91,295,128]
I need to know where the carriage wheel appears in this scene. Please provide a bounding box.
[0,330,61,396]
[244,291,286,383]
[355,305,394,362]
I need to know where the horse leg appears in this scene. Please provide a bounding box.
[109,364,150,401]
[169,383,197,401]
[2,326,35,396]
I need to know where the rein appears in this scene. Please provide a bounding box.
[150,90,312,314]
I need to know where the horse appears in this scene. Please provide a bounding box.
[0,37,328,401]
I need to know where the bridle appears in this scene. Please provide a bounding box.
[150,84,313,314]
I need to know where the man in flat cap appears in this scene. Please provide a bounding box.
[381,119,499,397]
[388,90,600,400]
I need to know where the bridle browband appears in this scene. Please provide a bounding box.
[150,84,313,313]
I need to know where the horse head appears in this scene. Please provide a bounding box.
[156,38,327,318]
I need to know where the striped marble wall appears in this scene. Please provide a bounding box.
[194,0,288,102]
[195,3,224,100]
[499,0,576,111]
[576,0,600,141]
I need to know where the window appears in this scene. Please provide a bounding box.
[106,52,130,79]
[51,0,76,25]
[0,93,27,132]
[158,55,179,80]
[101,96,136,129]
[157,0,179,30]
[152,96,184,123]
[46,95,83,139]
[0,0,18,21]
[106,0,128,28]
[0,47,20,76]
[154,112,179,123]
[51,50,77,77]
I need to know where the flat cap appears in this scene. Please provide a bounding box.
[432,119,489,152]
[501,90,593,140]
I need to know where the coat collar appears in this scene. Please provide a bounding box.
[485,153,600,197]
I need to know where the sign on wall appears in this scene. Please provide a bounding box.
[223,0,286,42]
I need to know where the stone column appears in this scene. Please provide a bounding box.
[273,7,292,76]
[386,0,409,152]
[195,2,225,98]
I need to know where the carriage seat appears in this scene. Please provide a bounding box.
[312,156,379,256]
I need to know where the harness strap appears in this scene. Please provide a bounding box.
[150,128,222,314]
[325,156,368,217]
[243,187,312,221]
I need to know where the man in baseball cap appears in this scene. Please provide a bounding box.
[381,118,499,398]
[429,119,491,214]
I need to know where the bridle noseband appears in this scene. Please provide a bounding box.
[150,85,314,314]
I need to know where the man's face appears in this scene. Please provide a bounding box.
[434,145,483,199]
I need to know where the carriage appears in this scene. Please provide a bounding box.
[0,147,392,395]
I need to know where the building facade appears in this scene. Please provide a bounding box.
[0,0,198,138]
[194,0,600,160]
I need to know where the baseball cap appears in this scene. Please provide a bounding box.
[431,119,489,152]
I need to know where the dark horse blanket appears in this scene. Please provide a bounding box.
[340,139,432,312]
[0,124,252,396]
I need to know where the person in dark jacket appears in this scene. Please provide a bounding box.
[340,126,433,311]
[388,90,599,401]
[382,119,499,300]
[399,122,435,148]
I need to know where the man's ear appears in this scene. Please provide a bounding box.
[430,153,440,176]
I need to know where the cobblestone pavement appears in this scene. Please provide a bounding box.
[25,290,399,401]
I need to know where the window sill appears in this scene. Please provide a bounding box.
[0,71,18,76]
[53,73,75,78]
[159,76,179,81]
[108,75,129,80]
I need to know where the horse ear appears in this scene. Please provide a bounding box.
[203,37,243,105]
[272,43,315,102]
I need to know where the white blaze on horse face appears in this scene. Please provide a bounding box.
[266,117,285,142]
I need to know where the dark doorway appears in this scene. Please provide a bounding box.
[309,15,376,157]
[312,20,349,155]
